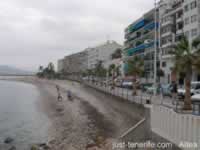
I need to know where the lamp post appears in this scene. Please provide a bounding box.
[154,0,158,95]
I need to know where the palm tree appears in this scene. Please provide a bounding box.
[108,64,116,77]
[47,62,55,73]
[36,66,44,78]
[170,36,200,110]
[127,56,144,95]
[115,65,121,77]
[111,48,122,59]
[94,60,107,83]
[108,64,116,88]
[39,66,44,72]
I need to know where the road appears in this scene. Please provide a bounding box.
[41,80,145,149]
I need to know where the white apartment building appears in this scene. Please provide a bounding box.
[159,0,200,84]
[57,59,64,73]
[57,50,88,76]
[87,40,123,70]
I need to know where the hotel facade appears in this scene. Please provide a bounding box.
[124,0,200,84]
[124,8,159,83]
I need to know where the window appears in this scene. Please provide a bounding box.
[162,26,172,34]
[175,34,184,42]
[184,5,189,12]
[161,35,172,45]
[177,11,183,18]
[191,1,197,9]
[191,15,197,23]
[191,28,198,37]
[162,62,166,67]
[162,16,171,24]
[184,17,190,25]
[177,22,183,30]
[185,31,190,38]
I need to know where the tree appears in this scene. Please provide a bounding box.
[87,69,94,76]
[36,66,44,78]
[170,36,200,110]
[127,56,144,95]
[46,62,55,79]
[111,48,122,59]
[39,66,44,72]
[115,65,121,77]
[47,62,55,73]
[94,60,107,78]
[108,64,116,77]
[36,62,56,79]
[157,68,165,83]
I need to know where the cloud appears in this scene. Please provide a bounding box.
[0,0,154,71]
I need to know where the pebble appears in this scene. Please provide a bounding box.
[8,146,16,150]
[4,137,14,144]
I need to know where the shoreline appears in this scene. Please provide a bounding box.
[0,78,54,150]
[2,77,115,150]
[0,77,68,149]
[0,77,147,150]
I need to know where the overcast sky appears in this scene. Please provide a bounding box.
[0,0,154,71]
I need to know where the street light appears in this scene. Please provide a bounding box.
[154,0,158,95]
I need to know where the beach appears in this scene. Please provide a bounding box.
[3,77,144,150]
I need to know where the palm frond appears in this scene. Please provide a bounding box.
[192,37,200,55]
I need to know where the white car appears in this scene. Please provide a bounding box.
[178,82,200,98]
[192,94,200,101]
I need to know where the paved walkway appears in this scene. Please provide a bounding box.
[84,82,175,109]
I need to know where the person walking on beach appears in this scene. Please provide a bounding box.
[56,84,59,92]
[67,90,72,100]
[56,85,63,101]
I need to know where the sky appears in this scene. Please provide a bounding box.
[0,0,154,71]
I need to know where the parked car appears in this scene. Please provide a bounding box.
[192,94,200,101]
[140,83,153,92]
[161,84,172,97]
[178,82,200,99]
[146,84,171,95]
[121,80,133,89]
[115,79,122,87]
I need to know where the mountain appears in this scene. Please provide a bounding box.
[0,65,33,75]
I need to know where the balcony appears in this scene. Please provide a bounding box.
[161,19,173,26]
[129,19,146,33]
[161,54,173,59]
[161,42,173,48]
[176,29,183,35]
[161,31,172,38]
[126,41,156,56]
[144,22,158,31]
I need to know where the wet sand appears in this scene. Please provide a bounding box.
[6,77,145,150]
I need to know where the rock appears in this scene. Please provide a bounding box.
[42,145,50,150]
[30,145,39,150]
[8,146,17,150]
[38,143,46,147]
[38,143,50,150]
[48,139,56,145]
[8,146,16,150]
[4,137,14,144]
[56,107,64,112]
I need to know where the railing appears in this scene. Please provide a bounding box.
[126,41,156,56]
[151,105,200,150]
[83,81,152,105]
